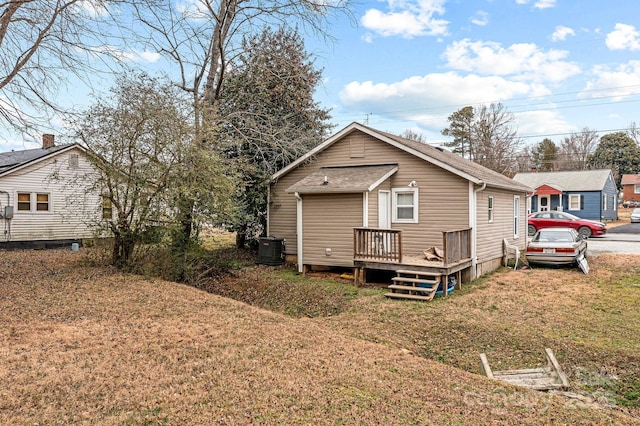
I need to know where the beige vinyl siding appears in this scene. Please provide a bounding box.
[0,148,102,242]
[302,193,362,267]
[269,129,472,262]
[475,188,528,263]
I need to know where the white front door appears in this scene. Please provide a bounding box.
[378,191,391,229]
[539,195,550,211]
[377,191,391,254]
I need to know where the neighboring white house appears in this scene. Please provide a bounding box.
[0,134,105,249]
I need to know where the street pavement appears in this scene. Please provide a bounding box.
[587,232,640,255]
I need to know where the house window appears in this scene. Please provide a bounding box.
[569,194,581,210]
[392,188,418,223]
[102,196,113,219]
[16,192,51,212]
[488,196,494,223]
[36,193,49,211]
[17,192,31,211]
[635,184,640,194]
[513,195,520,239]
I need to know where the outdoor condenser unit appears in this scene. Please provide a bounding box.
[257,237,285,265]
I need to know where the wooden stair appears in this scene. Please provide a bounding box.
[480,348,569,391]
[385,269,443,301]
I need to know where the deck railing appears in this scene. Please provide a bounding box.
[353,228,402,263]
[354,227,472,265]
[442,228,472,263]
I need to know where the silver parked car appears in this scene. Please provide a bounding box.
[631,208,640,223]
[526,227,587,266]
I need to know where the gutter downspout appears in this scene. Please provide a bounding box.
[471,182,486,279]
[295,192,303,273]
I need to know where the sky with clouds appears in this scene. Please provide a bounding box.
[2,0,640,151]
[308,0,640,146]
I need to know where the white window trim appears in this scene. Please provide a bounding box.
[635,184,640,194]
[488,196,494,223]
[15,191,53,214]
[568,194,580,211]
[392,187,419,224]
[513,195,520,239]
[603,194,607,211]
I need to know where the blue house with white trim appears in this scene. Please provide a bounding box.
[513,169,618,221]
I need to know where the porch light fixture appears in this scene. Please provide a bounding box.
[408,180,417,187]
[323,176,328,185]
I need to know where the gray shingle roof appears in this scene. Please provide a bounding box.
[0,145,73,174]
[287,164,398,193]
[512,170,612,192]
[370,125,532,192]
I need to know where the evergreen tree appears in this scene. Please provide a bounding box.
[589,132,640,187]
[441,106,474,158]
[532,138,559,171]
[217,27,332,247]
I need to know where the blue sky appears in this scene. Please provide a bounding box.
[308,0,640,147]
[2,0,640,151]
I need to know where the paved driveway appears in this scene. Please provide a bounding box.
[587,232,640,255]
[607,222,640,234]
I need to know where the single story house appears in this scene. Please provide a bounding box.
[0,134,104,249]
[268,122,532,284]
[512,169,617,221]
[621,174,640,204]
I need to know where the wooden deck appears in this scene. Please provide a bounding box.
[353,228,473,295]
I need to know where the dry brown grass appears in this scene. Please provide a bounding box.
[1,249,638,425]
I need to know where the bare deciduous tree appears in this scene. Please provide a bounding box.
[0,0,148,134]
[472,103,521,174]
[131,0,353,260]
[559,128,599,170]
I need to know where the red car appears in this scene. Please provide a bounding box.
[527,211,607,238]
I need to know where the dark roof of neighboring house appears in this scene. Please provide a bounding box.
[512,169,613,192]
[0,144,79,175]
[273,122,532,193]
[621,174,640,185]
[287,164,398,194]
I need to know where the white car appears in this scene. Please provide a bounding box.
[526,227,587,266]
[631,208,640,223]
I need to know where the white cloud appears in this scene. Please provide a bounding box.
[76,0,110,18]
[442,39,581,82]
[361,0,449,39]
[515,110,574,138]
[606,23,640,51]
[551,26,575,42]
[470,11,489,27]
[580,61,640,101]
[534,0,556,9]
[339,72,534,114]
[515,0,557,9]
[89,46,160,64]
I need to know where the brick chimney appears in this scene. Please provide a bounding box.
[42,134,55,149]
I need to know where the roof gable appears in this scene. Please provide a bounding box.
[513,170,613,192]
[0,144,85,177]
[273,122,531,192]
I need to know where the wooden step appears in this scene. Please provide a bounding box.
[391,276,440,285]
[480,349,569,391]
[396,269,442,277]
[384,292,436,301]
[388,284,437,293]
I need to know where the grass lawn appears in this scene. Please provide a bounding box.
[1,248,639,424]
